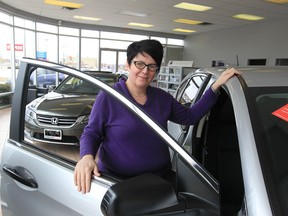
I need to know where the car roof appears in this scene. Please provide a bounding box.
[198,66,288,87]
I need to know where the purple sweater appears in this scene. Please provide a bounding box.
[80,78,218,178]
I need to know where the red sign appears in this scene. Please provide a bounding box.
[6,43,23,51]
[272,104,288,122]
[14,44,23,51]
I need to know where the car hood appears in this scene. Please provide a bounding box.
[28,92,95,116]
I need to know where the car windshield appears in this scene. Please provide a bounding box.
[250,86,288,215]
[54,74,116,95]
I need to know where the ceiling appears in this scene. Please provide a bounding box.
[1,0,288,36]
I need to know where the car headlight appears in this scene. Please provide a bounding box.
[25,106,37,121]
[77,115,90,125]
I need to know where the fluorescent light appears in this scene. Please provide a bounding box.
[174,2,212,11]
[174,19,202,25]
[233,14,264,21]
[128,22,153,27]
[44,0,82,8]
[73,16,101,21]
[265,0,288,3]
[173,28,196,33]
[120,10,148,17]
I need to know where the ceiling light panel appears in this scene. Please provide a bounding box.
[174,2,212,11]
[174,19,203,25]
[265,0,288,3]
[233,14,265,21]
[119,10,148,17]
[73,16,101,21]
[44,0,82,8]
[128,22,153,27]
[173,28,196,33]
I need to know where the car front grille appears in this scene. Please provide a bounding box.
[37,115,77,126]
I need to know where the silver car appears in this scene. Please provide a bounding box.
[1,58,288,215]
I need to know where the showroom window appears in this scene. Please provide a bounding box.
[0,8,184,109]
[59,26,79,36]
[14,16,35,29]
[36,32,58,62]
[59,35,79,68]
[0,21,13,108]
[15,28,35,64]
[168,38,184,46]
[36,22,57,33]
[81,37,100,70]
[81,29,100,38]
[0,10,12,24]
[151,36,166,44]
[100,31,147,41]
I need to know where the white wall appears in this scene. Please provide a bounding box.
[183,18,288,68]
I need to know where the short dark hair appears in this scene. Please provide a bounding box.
[127,39,163,69]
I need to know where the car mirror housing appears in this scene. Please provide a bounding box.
[48,85,56,92]
[100,173,179,216]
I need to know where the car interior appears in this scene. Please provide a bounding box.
[166,74,245,215]
[166,78,245,215]
[255,93,288,214]
[179,88,245,216]
[197,89,244,215]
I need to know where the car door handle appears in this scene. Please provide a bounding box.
[2,165,38,188]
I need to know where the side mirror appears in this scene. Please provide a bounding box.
[101,173,179,216]
[48,85,56,92]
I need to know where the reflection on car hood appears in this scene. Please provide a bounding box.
[30,92,95,116]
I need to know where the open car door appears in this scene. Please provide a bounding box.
[1,58,220,215]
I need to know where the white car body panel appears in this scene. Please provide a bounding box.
[227,78,272,216]
[1,140,110,216]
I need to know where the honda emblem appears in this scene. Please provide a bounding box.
[51,117,59,125]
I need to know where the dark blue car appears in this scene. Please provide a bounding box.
[29,68,65,87]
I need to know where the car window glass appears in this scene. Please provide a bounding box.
[55,76,100,95]
[252,90,288,215]
[24,67,121,163]
[177,75,206,105]
[255,92,288,176]
[171,74,208,135]
[24,64,210,173]
[29,68,65,88]
[97,77,116,86]
[26,69,80,162]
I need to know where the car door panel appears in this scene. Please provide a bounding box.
[1,140,110,216]
[1,58,222,215]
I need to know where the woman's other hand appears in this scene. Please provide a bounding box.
[212,67,241,91]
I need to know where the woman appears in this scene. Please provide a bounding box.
[74,39,240,194]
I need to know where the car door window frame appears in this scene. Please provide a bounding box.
[6,58,222,214]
